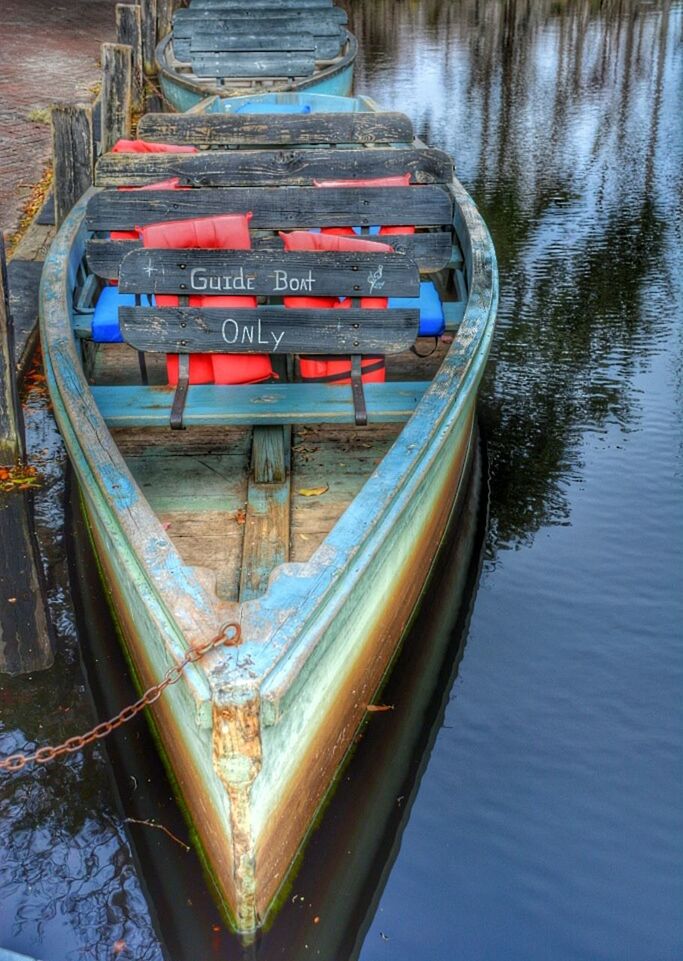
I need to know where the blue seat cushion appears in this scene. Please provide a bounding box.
[390,281,444,337]
[92,286,151,343]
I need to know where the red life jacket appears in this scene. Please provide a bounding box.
[314,174,416,237]
[137,214,273,386]
[112,139,199,154]
[280,231,394,385]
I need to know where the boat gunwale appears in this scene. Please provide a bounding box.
[155,29,358,102]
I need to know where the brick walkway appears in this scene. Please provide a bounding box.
[1,0,120,240]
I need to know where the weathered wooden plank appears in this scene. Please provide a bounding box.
[86,185,454,230]
[252,425,287,484]
[0,240,54,676]
[140,0,158,75]
[119,306,419,354]
[95,146,452,187]
[174,8,347,26]
[0,495,55,675]
[51,104,94,229]
[92,381,428,427]
[186,19,344,37]
[190,0,334,8]
[189,33,340,60]
[101,43,132,154]
[118,249,419,297]
[136,110,414,147]
[190,52,317,79]
[116,4,144,112]
[239,426,291,600]
[157,0,178,41]
[86,230,451,278]
[0,240,21,465]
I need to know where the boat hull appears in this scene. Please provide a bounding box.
[157,33,356,113]
[40,173,497,932]
[79,398,477,925]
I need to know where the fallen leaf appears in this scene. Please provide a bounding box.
[366,704,394,713]
[297,485,329,497]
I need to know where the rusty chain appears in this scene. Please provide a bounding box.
[0,622,241,774]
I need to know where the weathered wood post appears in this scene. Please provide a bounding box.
[156,0,176,45]
[140,0,159,77]
[0,239,53,675]
[51,104,94,229]
[101,43,133,153]
[116,4,144,113]
[0,238,22,467]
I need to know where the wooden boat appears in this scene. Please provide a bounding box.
[39,105,498,933]
[157,0,357,112]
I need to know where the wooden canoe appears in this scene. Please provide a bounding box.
[39,107,497,933]
[156,4,357,113]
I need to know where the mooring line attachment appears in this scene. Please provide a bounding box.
[0,622,241,773]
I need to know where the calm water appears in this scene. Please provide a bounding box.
[1,1,682,958]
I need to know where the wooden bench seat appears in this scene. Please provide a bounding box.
[92,381,428,427]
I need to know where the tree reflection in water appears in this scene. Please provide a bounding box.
[348,0,680,556]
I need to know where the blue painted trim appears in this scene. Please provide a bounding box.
[92,381,428,427]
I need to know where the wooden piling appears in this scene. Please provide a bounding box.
[101,43,133,154]
[140,0,159,77]
[0,238,22,467]
[156,0,176,45]
[116,4,144,112]
[0,239,53,675]
[51,104,94,229]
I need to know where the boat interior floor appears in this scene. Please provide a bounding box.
[92,339,448,600]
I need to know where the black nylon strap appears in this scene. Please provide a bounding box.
[350,354,368,427]
[170,294,190,430]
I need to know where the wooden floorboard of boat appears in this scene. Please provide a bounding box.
[290,423,401,562]
[95,341,438,589]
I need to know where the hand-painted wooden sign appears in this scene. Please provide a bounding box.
[118,305,419,354]
[118,249,420,298]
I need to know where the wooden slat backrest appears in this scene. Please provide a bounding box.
[85,185,454,231]
[173,8,347,27]
[188,32,342,60]
[118,249,419,298]
[135,111,415,147]
[94,146,453,188]
[118,306,418,356]
[190,52,317,79]
[117,248,420,356]
[86,231,454,280]
[188,0,336,8]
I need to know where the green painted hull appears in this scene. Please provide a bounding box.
[39,170,497,932]
[157,32,357,113]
